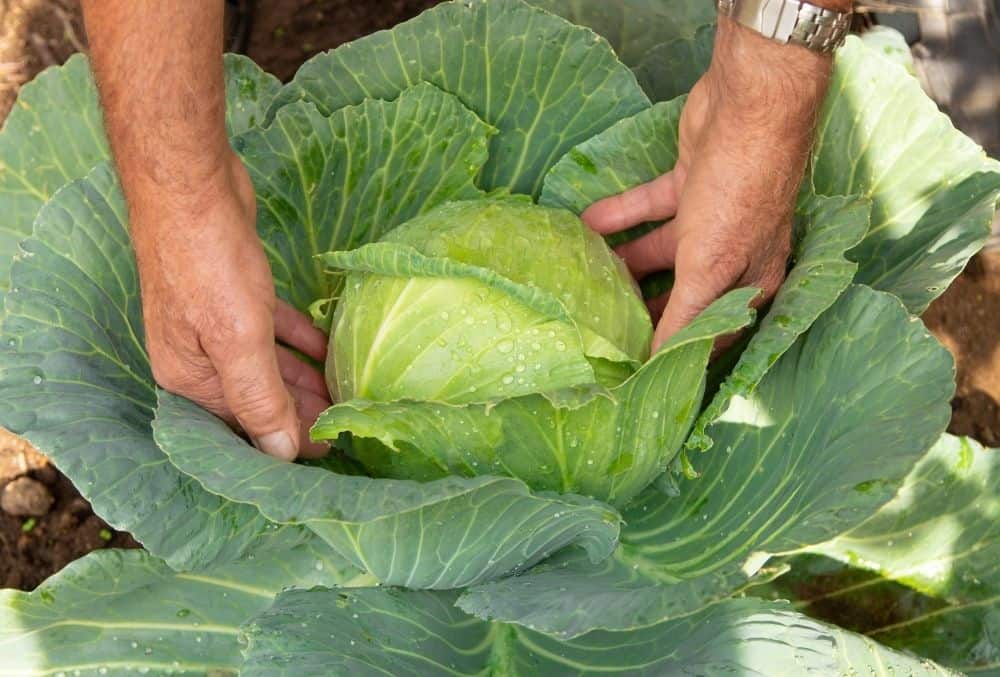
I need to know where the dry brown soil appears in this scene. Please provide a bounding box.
[0,0,996,591]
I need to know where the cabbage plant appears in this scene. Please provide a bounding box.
[1,1,998,674]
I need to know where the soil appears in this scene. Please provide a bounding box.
[244,0,443,82]
[923,250,1000,446]
[0,444,138,589]
[0,0,997,592]
[0,0,84,121]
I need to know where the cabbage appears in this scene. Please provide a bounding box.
[320,198,660,494]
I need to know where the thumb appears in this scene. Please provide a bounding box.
[208,330,301,461]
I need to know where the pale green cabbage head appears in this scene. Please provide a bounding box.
[321,198,658,492]
[328,198,652,405]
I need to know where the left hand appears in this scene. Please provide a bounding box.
[582,18,832,351]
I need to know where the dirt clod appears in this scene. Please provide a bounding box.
[2,476,54,517]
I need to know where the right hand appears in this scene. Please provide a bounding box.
[130,153,331,460]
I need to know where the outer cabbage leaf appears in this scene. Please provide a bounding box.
[240,588,952,676]
[810,36,1000,312]
[760,434,999,674]
[633,24,715,103]
[756,553,996,675]
[540,97,684,218]
[313,288,756,506]
[0,539,357,676]
[814,434,997,600]
[458,285,954,636]
[0,54,107,293]
[525,0,715,67]
[270,0,650,197]
[0,54,280,293]
[154,390,620,590]
[222,53,281,136]
[0,164,314,571]
[237,83,491,312]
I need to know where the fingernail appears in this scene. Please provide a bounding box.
[253,431,296,461]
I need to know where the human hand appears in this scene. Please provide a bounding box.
[583,18,832,350]
[130,153,330,460]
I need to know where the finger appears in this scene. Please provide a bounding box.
[206,329,300,461]
[653,270,737,352]
[614,222,681,279]
[581,171,680,235]
[274,299,328,362]
[277,345,330,400]
[289,384,331,459]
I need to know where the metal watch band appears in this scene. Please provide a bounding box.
[717,0,852,53]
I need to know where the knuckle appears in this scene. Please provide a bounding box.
[204,315,272,355]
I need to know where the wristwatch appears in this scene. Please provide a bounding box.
[717,0,853,53]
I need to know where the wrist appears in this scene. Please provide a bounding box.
[704,16,832,132]
[127,149,247,223]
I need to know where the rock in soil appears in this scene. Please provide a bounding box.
[0,427,50,483]
[1,476,54,517]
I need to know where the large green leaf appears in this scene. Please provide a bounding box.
[153,390,620,589]
[0,164,314,571]
[240,587,950,676]
[0,55,108,293]
[774,434,999,673]
[633,24,715,103]
[814,434,997,600]
[222,54,281,137]
[810,36,1000,312]
[237,83,492,311]
[756,554,997,675]
[0,539,357,676]
[0,54,282,294]
[458,285,954,636]
[525,0,715,68]
[539,97,684,216]
[270,0,650,198]
[312,288,755,506]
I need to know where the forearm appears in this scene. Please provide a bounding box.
[81,1,230,234]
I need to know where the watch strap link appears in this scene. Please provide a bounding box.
[718,0,852,53]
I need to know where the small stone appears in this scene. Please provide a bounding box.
[1,477,55,517]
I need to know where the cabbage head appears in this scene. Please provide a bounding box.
[317,198,685,501]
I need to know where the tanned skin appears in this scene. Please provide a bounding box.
[82,2,848,460]
[82,2,330,460]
